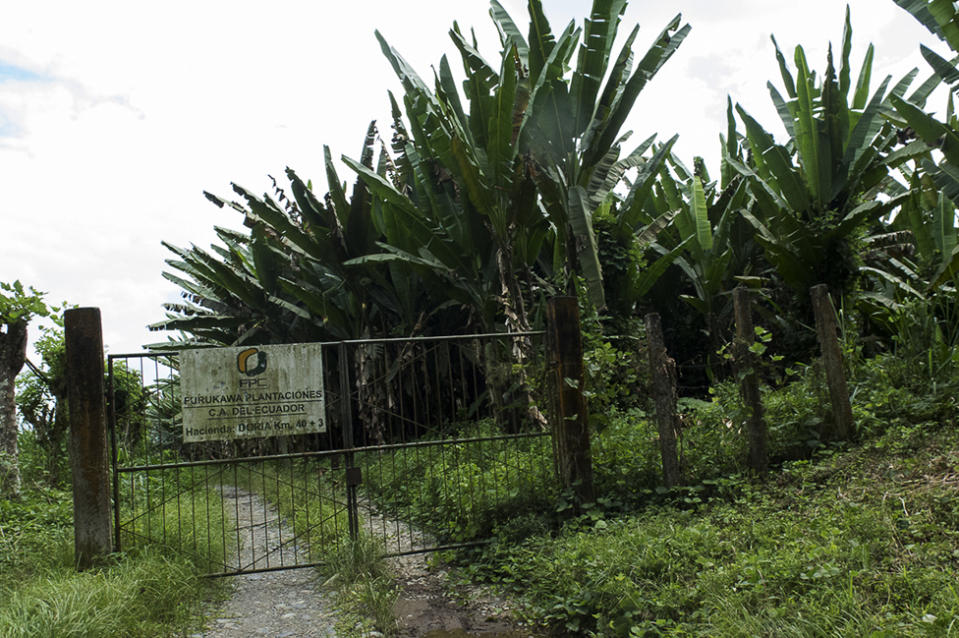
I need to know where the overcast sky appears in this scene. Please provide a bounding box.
[0,0,943,355]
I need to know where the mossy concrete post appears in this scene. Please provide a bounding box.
[733,287,768,473]
[65,307,112,570]
[810,284,853,441]
[546,297,594,506]
[644,312,682,488]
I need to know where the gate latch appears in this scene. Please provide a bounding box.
[346,466,363,486]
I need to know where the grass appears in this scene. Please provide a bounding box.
[413,353,959,636]
[358,420,556,543]
[465,424,959,636]
[117,465,236,574]
[0,483,228,638]
[322,534,399,637]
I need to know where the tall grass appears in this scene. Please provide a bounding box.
[1,479,229,637]
[0,548,214,638]
[323,534,398,636]
[118,466,235,573]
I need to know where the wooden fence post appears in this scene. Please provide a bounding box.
[810,284,853,441]
[65,307,112,570]
[546,297,594,506]
[644,312,682,488]
[733,287,768,473]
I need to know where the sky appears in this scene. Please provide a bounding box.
[0,0,944,356]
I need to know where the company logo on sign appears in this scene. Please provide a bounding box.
[236,348,267,377]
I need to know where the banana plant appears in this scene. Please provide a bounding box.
[153,124,435,346]
[728,8,926,303]
[886,169,959,288]
[885,0,959,294]
[644,153,752,354]
[518,1,690,309]
[353,21,545,331]
[354,0,689,325]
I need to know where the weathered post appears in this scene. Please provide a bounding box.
[810,284,854,440]
[546,297,594,506]
[64,307,112,569]
[644,312,682,488]
[733,287,768,473]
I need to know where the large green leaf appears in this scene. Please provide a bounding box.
[840,74,892,197]
[894,0,959,52]
[891,95,959,166]
[583,24,640,153]
[770,35,797,98]
[486,43,519,188]
[585,15,689,170]
[638,237,693,297]
[568,185,605,309]
[852,43,875,110]
[526,0,556,83]
[690,177,712,252]
[489,1,529,65]
[570,0,628,137]
[920,44,959,87]
[793,45,826,206]
[618,135,678,231]
[931,243,959,287]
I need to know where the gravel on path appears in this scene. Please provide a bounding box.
[196,486,338,638]
[196,487,534,638]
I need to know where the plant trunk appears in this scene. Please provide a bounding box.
[810,284,854,441]
[493,245,546,431]
[0,320,28,498]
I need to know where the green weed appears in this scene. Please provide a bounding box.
[323,534,398,637]
[360,421,555,542]
[0,485,227,638]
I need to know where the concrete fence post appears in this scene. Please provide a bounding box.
[65,307,112,569]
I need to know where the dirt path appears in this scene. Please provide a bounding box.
[197,487,338,638]
[391,557,531,638]
[198,488,533,637]
[360,501,531,637]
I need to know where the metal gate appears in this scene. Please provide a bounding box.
[108,332,553,577]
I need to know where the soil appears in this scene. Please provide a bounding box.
[196,488,537,638]
[389,545,530,638]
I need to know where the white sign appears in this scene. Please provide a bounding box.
[180,343,326,442]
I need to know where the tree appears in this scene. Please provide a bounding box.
[732,9,920,300]
[16,322,67,485]
[152,124,443,346]
[0,281,51,498]
[890,0,959,287]
[353,0,689,327]
[721,9,931,361]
